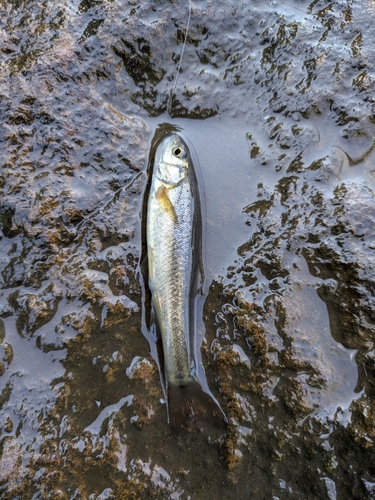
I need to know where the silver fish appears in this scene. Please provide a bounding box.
[147,133,223,432]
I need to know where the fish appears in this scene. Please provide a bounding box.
[146,133,224,433]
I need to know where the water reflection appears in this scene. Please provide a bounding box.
[1,0,375,498]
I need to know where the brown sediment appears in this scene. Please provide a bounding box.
[129,357,157,386]
[130,396,156,430]
[349,397,375,449]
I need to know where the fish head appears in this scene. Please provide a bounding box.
[154,134,189,187]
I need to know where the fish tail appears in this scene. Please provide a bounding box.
[167,380,226,434]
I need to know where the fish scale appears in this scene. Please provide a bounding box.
[150,178,193,384]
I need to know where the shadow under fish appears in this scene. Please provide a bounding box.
[144,129,226,434]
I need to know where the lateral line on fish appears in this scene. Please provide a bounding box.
[156,185,178,224]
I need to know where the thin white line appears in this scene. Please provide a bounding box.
[173,0,192,93]
[168,0,192,114]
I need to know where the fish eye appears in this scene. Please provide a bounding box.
[172,147,184,158]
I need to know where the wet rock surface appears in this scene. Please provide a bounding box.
[1,0,375,498]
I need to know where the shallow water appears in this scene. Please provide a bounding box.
[1,0,375,498]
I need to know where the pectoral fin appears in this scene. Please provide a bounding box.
[156,185,178,224]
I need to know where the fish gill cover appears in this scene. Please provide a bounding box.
[0,0,375,498]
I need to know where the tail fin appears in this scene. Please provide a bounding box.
[167,380,226,434]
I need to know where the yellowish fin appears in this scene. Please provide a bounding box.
[156,185,178,224]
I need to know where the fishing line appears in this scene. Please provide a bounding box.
[280,0,313,17]
[168,0,192,115]
[59,171,145,273]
